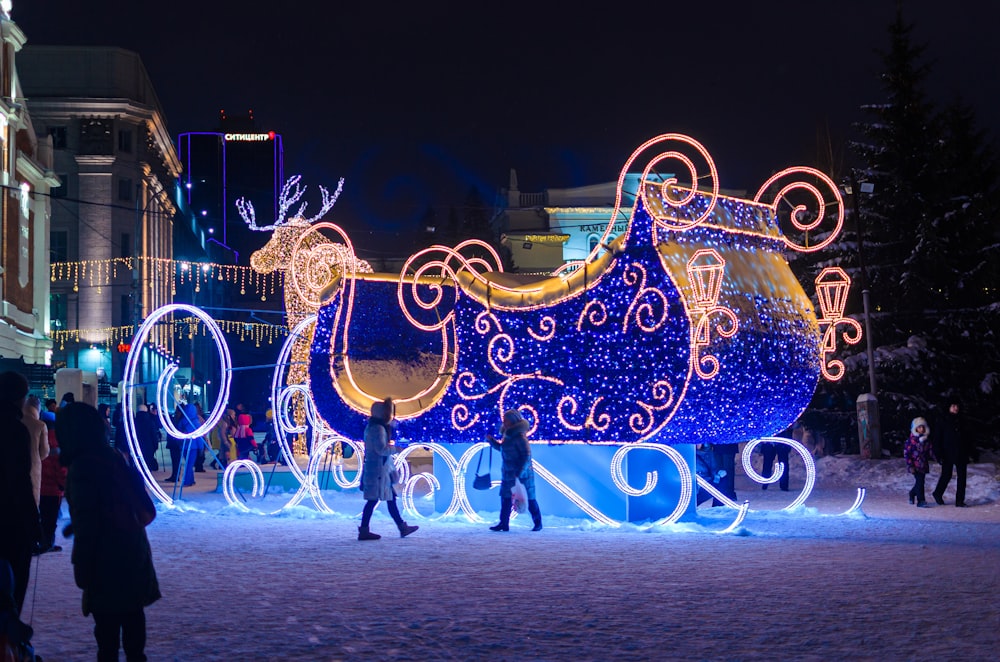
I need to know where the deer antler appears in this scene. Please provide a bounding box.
[236,196,258,229]
[239,176,345,232]
[304,178,345,224]
[277,175,307,224]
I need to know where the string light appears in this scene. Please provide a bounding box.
[50,256,284,300]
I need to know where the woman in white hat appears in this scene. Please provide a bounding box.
[903,417,935,507]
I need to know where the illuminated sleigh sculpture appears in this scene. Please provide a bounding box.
[126,134,864,526]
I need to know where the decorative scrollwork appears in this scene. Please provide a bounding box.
[753,167,844,253]
[576,300,608,331]
[623,263,669,332]
[397,241,504,331]
[527,316,557,341]
[741,437,816,511]
[582,135,720,267]
[609,443,692,525]
[815,267,863,381]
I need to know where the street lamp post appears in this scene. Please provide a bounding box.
[848,174,880,458]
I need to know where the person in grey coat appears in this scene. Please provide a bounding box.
[357,398,419,541]
[485,409,542,532]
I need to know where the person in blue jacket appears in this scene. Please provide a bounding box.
[175,400,206,487]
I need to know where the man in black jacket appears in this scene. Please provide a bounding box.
[932,402,972,507]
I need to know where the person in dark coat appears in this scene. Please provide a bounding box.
[357,398,418,541]
[163,405,185,482]
[932,403,972,507]
[58,402,160,662]
[134,404,160,471]
[485,409,542,532]
[904,417,934,507]
[0,371,40,615]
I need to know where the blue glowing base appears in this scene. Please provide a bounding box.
[435,443,697,524]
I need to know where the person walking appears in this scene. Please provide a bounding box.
[485,409,542,532]
[932,402,972,507]
[0,371,40,615]
[22,394,50,508]
[357,398,418,541]
[904,417,934,507]
[39,412,68,554]
[57,402,160,662]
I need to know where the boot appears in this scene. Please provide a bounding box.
[490,497,512,531]
[528,499,542,531]
[397,521,419,538]
[357,526,381,541]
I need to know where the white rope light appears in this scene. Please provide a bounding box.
[741,436,816,511]
[123,304,232,506]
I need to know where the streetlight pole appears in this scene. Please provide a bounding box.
[849,173,881,458]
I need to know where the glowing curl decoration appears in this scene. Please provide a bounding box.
[610,443,692,525]
[741,437,816,510]
[123,304,232,505]
[753,167,844,253]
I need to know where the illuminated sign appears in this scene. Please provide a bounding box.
[224,131,276,142]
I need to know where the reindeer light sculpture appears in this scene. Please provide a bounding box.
[239,176,372,454]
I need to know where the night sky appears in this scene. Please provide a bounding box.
[12,1,1000,240]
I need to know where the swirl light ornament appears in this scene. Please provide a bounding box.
[741,437,816,511]
[122,304,233,506]
[753,167,845,253]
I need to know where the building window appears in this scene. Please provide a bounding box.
[118,177,133,202]
[50,293,67,331]
[588,234,600,253]
[79,118,113,155]
[49,126,67,150]
[118,128,133,153]
[50,230,68,262]
[120,232,131,259]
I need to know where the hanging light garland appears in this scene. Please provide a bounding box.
[50,318,288,351]
[50,257,283,301]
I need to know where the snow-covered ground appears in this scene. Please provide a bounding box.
[21,451,1000,661]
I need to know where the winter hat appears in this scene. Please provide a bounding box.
[911,417,930,438]
[503,409,526,426]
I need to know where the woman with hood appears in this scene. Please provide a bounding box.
[903,416,935,507]
[485,409,542,532]
[357,398,419,541]
[57,402,160,662]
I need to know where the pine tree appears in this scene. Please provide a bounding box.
[847,9,1000,448]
